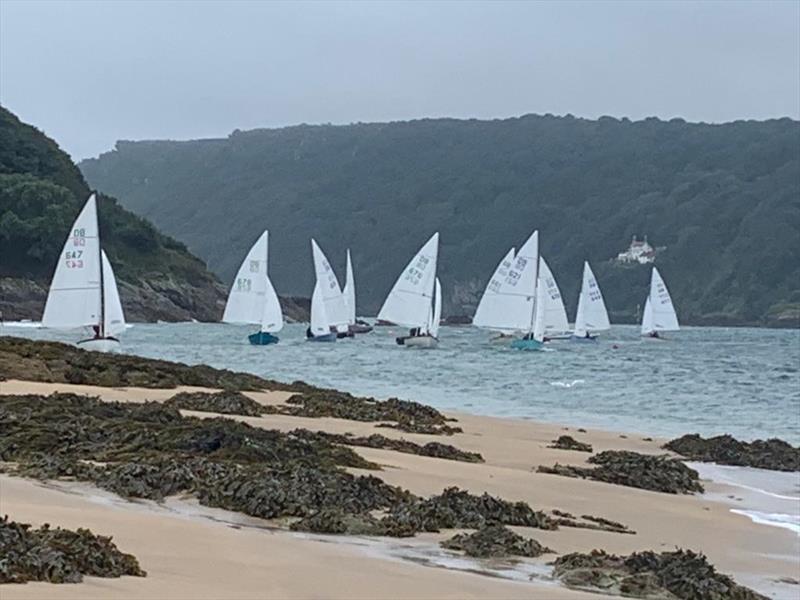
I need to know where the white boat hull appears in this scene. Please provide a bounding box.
[401,335,439,349]
[77,337,122,353]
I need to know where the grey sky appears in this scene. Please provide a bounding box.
[1,0,798,160]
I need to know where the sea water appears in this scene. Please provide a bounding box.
[4,322,799,443]
[3,321,799,537]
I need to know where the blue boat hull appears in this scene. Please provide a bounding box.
[307,332,337,343]
[510,338,544,351]
[248,332,279,345]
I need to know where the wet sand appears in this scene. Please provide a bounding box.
[1,379,798,599]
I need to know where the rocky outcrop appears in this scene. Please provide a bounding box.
[441,524,553,558]
[538,450,704,494]
[0,516,145,584]
[552,549,768,599]
[664,434,800,472]
[0,276,310,323]
[549,435,593,453]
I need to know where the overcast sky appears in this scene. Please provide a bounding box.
[1,0,798,160]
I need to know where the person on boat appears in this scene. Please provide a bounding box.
[305,326,313,339]
[648,331,661,339]
[92,325,102,339]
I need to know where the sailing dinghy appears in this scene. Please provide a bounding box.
[42,193,126,352]
[222,230,283,345]
[537,257,570,341]
[641,267,679,339]
[311,239,351,338]
[306,281,336,342]
[571,261,610,341]
[343,249,373,334]
[377,233,440,348]
[473,247,517,344]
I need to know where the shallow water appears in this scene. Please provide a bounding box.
[5,321,799,444]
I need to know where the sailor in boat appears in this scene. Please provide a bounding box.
[90,325,119,343]
[648,331,661,339]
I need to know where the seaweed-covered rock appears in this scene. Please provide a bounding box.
[550,511,635,535]
[549,435,593,453]
[0,516,145,584]
[538,451,704,494]
[441,524,553,558]
[381,487,557,533]
[552,549,768,599]
[290,430,483,463]
[289,509,387,536]
[164,390,267,417]
[664,434,800,472]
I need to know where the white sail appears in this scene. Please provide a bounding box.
[101,250,126,336]
[223,231,269,324]
[342,249,356,325]
[311,239,348,331]
[472,247,517,331]
[643,267,679,334]
[260,276,283,333]
[377,232,439,329]
[532,274,547,342]
[309,281,330,337]
[428,277,442,338]
[42,194,102,329]
[641,297,654,335]
[574,261,610,337]
[538,257,570,335]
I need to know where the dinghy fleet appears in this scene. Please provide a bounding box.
[40,195,681,351]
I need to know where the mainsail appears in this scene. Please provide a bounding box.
[428,277,442,338]
[537,257,569,335]
[641,267,679,334]
[42,194,102,329]
[573,261,610,337]
[377,232,439,329]
[472,247,518,332]
[309,281,330,337]
[311,239,348,331]
[342,249,356,325]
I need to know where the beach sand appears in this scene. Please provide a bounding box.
[1,379,798,599]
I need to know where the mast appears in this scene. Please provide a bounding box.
[96,194,105,337]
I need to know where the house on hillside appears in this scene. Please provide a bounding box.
[615,235,657,264]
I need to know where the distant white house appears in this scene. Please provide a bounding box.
[616,235,657,264]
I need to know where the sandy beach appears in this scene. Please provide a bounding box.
[1,378,798,599]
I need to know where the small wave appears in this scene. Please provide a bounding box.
[731,509,800,535]
[549,379,585,388]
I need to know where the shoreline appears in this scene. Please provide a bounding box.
[1,377,798,599]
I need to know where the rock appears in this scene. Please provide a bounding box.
[664,434,800,472]
[289,509,387,536]
[441,524,553,558]
[165,390,267,416]
[0,516,145,584]
[549,435,593,453]
[538,450,704,494]
[552,548,768,599]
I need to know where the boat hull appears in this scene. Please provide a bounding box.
[77,337,121,353]
[569,335,598,343]
[248,332,279,345]
[397,335,439,348]
[307,332,337,343]
[349,323,374,334]
[489,334,515,346]
[510,338,544,351]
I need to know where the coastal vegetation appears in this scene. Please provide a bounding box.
[80,115,800,326]
[0,106,225,321]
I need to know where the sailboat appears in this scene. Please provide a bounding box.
[571,261,611,341]
[342,249,373,334]
[42,193,126,352]
[222,230,283,345]
[377,232,440,348]
[537,257,571,341]
[306,281,336,342]
[641,267,680,339]
[473,247,517,344]
[311,239,351,338]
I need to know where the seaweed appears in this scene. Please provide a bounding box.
[664,434,799,472]
[441,524,553,558]
[548,435,593,453]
